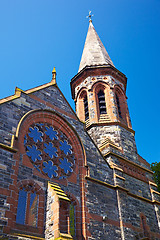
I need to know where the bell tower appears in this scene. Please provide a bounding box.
[70,19,160,239]
[71,20,133,158]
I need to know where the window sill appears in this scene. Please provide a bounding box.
[55,232,74,239]
[11,224,44,239]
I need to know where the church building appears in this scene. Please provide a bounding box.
[0,18,160,240]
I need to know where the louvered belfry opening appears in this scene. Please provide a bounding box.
[84,95,89,120]
[116,93,122,118]
[98,90,107,114]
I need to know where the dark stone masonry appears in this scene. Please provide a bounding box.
[0,21,160,240]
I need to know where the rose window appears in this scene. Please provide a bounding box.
[24,122,75,179]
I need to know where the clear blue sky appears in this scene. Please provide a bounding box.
[0,0,160,164]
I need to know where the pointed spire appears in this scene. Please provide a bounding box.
[78,21,114,72]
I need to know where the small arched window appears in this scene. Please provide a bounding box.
[16,187,39,227]
[59,200,76,237]
[84,94,89,120]
[116,93,122,118]
[59,200,69,234]
[98,90,107,114]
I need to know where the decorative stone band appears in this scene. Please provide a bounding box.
[109,161,124,172]
[105,151,153,174]
[54,232,74,240]
[0,142,17,153]
[85,176,160,205]
[151,189,160,196]
[149,181,158,187]
[86,121,135,134]
[10,233,45,240]
[70,65,127,100]
[99,137,121,151]
[114,173,126,181]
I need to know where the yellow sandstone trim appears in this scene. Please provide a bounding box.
[25,82,55,94]
[114,174,125,181]
[85,176,160,205]
[15,109,38,138]
[99,138,121,151]
[151,189,160,195]
[55,233,73,240]
[0,143,17,153]
[0,94,20,104]
[153,200,160,204]
[11,233,44,240]
[13,109,86,166]
[15,87,25,96]
[115,185,129,192]
[51,67,56,84]
[128,192,154,204]
[49,182,70,202]
[109,162,124,172]
[149,181,158,187]
[0,80,56,105]
[85,176,115,189]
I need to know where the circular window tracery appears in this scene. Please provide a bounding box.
[24,122,75,179]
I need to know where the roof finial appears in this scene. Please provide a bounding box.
[86,10,94,23]
[51,67,56,84]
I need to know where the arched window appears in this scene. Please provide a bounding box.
[59,200,76,237]
[84,94,89,120]
[47,182,78,238]
[16,187,39,227]
[116,93,122,118]
[69,202,76,237]
[59,200,70,234]
[98,90,107,114]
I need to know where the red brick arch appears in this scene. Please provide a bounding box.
[12,109,87,238]
[12,178,45,235]
[17,179,44,194]
[92,81,110,120]
[65,192,81,238]
[91,80,110,92]
[77,87,88,100]
[114,85,131,127]
[76,88,88,122]
[15,109,86,174]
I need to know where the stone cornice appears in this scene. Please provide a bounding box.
[85,176,160,205]
[70,65,127,99]
[86,121,135,134]
[104,151,153,174]
[11,232,44,240]
[0,143,17,153]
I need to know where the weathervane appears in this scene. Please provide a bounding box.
[86,11,94,22]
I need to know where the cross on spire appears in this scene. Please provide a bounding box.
[86,11,94,22]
